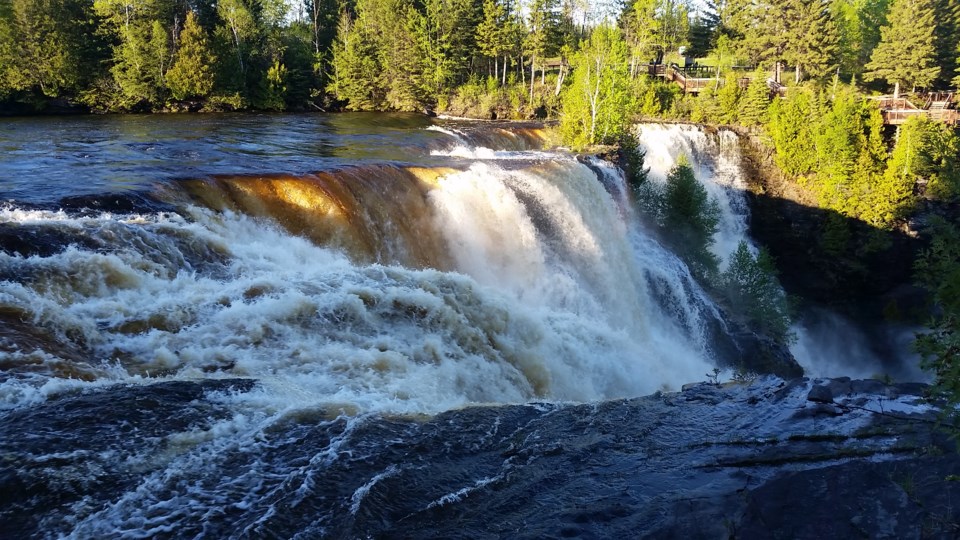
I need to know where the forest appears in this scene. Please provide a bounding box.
[1,0,957,117]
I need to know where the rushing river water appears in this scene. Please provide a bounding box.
[0,113,914,537]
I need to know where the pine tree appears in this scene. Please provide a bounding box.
[526,0,560,100]
[933,0,960,87]
[830,0,891,80]
[329,11,383,110]
[715,74,741,124]
[864,0,939,97]
[739,69,771,126]
[955,41,960,87]
[1,0,89,97]
[661,157,721,280]
[167,11,216,101]
[721,241,794,344]
[477,0,509,81]
[785,0,839,83]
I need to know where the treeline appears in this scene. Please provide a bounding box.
[0,0,337,111]
[2,0,958,116]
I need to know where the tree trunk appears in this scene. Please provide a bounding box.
[554,63,565,96]
[494,56,499,85]
[520,56,525,85]
[529,54,535,103]
[893,81,900,99]
[502,55,508,86]
[795,64,801,85]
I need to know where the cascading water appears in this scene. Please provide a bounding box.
[636,123,752,267]
[0,115,931,537]
[634,123,922,380]
[0,121,732,418]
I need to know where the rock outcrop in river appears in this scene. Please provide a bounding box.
[2,376,956,538]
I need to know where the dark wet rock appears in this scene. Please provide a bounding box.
[0,377,955,539]
[852,378,891,396]
[737,456,960,540]
[826,376,852,397]
[773,377,809,401]
[807,384,834,403]
[895,382,928,397]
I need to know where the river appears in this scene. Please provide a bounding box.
[0,112,918,537]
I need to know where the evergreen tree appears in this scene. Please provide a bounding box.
[661,157,721,280]
[784,0,839,83]
[329,11,383,109]
[422,0,480,94]
[686,12,713,59]
[1,0,94,97]
[739,69,771,126]
[93,0,180,108]
[715,73,741,124]
[765,88,818,175]
[831,0,891,80]
[167,11,216,101]
[721,241,794,344]
[933,0,960,87]
[736,0,791,80]
[864,0,939,97]
[526,0,560,100]
[914,216,960,424]
[955,41,960,87]
[477,0,509,82]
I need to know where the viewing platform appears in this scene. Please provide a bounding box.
[649,63,785,96]
[869,92,959,126]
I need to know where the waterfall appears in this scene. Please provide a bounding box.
[1,150,728,414]
[635,123,753,267]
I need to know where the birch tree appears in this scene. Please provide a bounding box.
[559,25,632,148]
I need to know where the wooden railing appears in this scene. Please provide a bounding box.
[870,93,959,126]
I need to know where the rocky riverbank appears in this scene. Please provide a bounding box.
[2,375,956,538]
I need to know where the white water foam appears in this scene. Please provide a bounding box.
[636,124,752,267]
[0,156,719,415]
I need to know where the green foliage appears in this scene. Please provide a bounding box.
[0,0,89,97]
[765,89,818,176]
[785,0,839,83]
[864,0,940,96]
[659,157,722,280]
[915,217,960,420]
[559,25,633,149]
[719,241,796,344]
[329,11,383,110]
[889,116,960,201]
[739,70,771,126]
[618,130,649,189]
[167,12,216,101]
[831,0,891,80]
[715,74,742,124]
[721,241,795,344]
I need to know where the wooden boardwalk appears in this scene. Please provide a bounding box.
[648,62,958,126]
[869,93,959,126]
[649,63,785,96]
